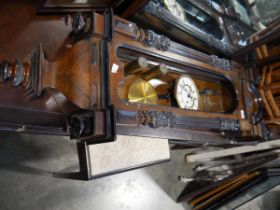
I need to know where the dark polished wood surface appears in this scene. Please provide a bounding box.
[0,0,74,132]
[0,1,268,140]
[0,0,72,61]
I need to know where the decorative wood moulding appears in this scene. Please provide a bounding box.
[142,0,235,54]
[211,55,231,71]
[135,110,240,132]
[138,29,171,51]
[220,119,240,131]
[137,110,175,128]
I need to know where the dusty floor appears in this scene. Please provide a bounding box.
[0,133,191,210]
[0,132,278,210]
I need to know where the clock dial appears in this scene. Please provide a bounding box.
[164,0,186,21]
[175,76,199,110]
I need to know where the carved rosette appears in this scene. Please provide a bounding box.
[220,119,240,131]
[138,29,171,51]
[137,111,175,128]
[211,55,231,71]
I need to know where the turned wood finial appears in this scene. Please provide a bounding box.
[0,59,31,87]
[0,44,43,100]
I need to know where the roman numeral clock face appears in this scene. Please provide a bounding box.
[175,76,199,110]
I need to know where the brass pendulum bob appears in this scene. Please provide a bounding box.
[126,64,170,105]
[128,79,158,105]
